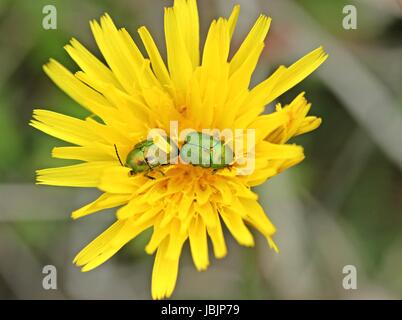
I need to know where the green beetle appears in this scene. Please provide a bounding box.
[114,136,176,179]
[179,131,234,170]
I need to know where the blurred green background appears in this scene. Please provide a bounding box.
[0,0,402,299]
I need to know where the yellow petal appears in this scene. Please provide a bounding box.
[198,18,231,127]
[268,236,279,253]
[227,180,259,200]
[236,47,327,128]
[116,199,149,220]
[30,109,96,143]
[177,193,194,220]
[72,193,131,219]
[165,219,188,260]
[52,145,115,162]
[118,27,159,89]
[248,111,289,143]
[145,221,170,255]
[228,4,240,39]
[36,162,114,187]
[220,207,254,246]
[185,70,205,129]
[230,14,271,75]
[256,141,304,160]
[234,66,287,128]
[189,216,209,271]
[202,18,230,73]
[262,93,322,145]
[229,42,264,96]
[135,205,164,226]
[206,214,227,258]
[196,201,217,229]
[90,15,158,95]
[74,220,125,265]
[268,47,328,103]
[274,154,306,174]
[30,109,127,147]
[213,178,234,205]
[296,116,322,137]
[43,59,112,115]
[78,219,152,271]
[194,181,212,205]
[64,38,122,90]
[245,167,277,187]
[151,236,182,300]
[98,167,141,194]
[246,48,327,121]
[172,0,200,68]
[164,7,194,103]
[239,198,276,236]
[138,26,173,91]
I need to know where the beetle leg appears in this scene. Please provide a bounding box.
[156,169,166,177]
[145,173,156,180]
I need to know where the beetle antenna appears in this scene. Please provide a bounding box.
[114,144,124,167]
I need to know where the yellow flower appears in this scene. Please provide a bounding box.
[30,0,327,299]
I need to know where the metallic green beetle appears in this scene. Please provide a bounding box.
[179,132,234,170]
[114,137,176,179]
